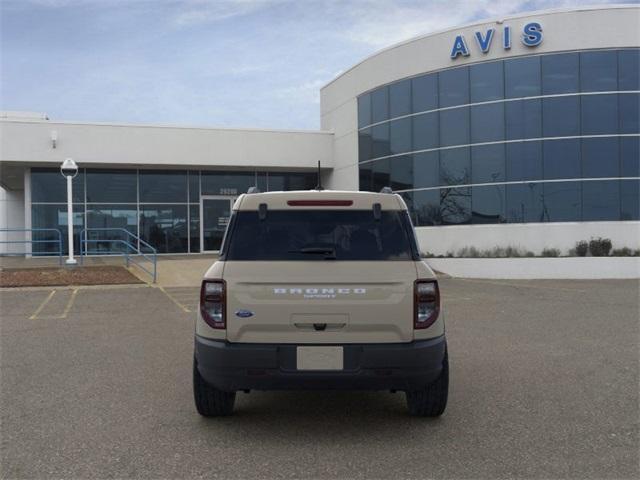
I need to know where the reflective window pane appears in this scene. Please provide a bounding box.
[359,163,373,192]
[31,204,84,255]
[31,168,85,203]
[505,99,542,140]
[439,67,469,108]
[371,123,390,158]
[413,151,439,188]
[582,137,619,178]
[139,205,188,253]
[470,102,504,143]
[371,87,389,123]
[506,141,543,181]
[505,56,541,98]
[440,147,470,186]
[390,155,413,191]
[439,108,469,147]
[543,182,581,222]
[139,170,187,203]
[389,79,411,118]
[359,128,373,162]
[86,169,136,203]
[86,205,137,254]
[542,96,580,137]
[582,180,620,221]
[389,117,412,155]
[189,204,200,253]
[581,94,618,135]
[581,51,618,92]
[267,173,315,191]
[412,74,438,113]
[412,112,439,151]
[541,53,579,94]
[202,171,254,196]
[358,93,372,128]
[621,179,639,220]
[440,187,471,225]
[543,139,581,180]
[472,184,505,224]
[372,158,390,192]
[470,61,504,102]
[506,183,544,223]
[619,92,639,134]
[621,137,640,177]
[619,49,640,91]
[189,171,200,202]
[471,144,505,184]
[413,189,441,226]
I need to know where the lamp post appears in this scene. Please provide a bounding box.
[60,158,78,265]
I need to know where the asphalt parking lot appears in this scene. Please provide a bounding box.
[1,278,638,479]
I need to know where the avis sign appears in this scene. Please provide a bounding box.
[450,22,543,59]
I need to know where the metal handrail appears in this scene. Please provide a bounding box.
[0,228,64,265]
[79,228,157,283]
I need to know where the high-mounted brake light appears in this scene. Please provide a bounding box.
[287,200,353,207]
[200,280,226,329]
[414,280,440,329]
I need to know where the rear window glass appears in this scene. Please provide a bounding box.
[223,210,417,261]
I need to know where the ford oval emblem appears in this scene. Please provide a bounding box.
[235,310,254,318]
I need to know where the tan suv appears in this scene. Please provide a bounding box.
[193,189,448,416]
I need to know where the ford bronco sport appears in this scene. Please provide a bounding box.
[193,189,448,416]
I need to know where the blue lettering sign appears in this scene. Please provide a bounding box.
[522,22,543,47]
[450,35,470,59]
[503,26,511,50]
[475,28,495,53]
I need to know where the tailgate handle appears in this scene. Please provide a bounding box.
[293,323,346,331]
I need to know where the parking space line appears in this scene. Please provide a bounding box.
[455,278,586,292]
[157,286,192,313]
[29,290,56,320]
[58,289,79,319]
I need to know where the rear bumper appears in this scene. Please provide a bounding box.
[194,335,446,392]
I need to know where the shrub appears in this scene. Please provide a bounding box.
[611,247,640,257]
[589,237,612,257]
[574,241,589,257]
[422,251,435,258]
[541,248,561,257]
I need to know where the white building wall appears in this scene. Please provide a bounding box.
[416,222,640,256]
[0,186,26,254]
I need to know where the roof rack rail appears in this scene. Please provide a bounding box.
[247,186,261,194]
[380,187,394,194]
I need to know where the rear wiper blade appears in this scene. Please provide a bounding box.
[288,247,337,259]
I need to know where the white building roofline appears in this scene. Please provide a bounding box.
[320,4,640,91]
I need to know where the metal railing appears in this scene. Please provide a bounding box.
[79,228,157,283]
[0,228,64,264]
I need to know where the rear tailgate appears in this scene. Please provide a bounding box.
[224,261,417,344]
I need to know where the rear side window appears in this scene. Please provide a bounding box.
[223,210,418,261]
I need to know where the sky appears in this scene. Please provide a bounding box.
[0,0,631,130]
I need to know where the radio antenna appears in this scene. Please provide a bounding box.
[315,160,324,191]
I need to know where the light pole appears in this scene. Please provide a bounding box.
[60,158,78,265]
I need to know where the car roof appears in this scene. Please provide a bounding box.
[233,190,408,211]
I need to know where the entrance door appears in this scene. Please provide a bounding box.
[200,196,234,252]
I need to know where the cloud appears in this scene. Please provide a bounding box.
[171,0,283,27]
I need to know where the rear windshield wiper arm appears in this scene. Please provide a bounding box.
[288,247,337,259]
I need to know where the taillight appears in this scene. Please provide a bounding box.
[414,280,440,329]
[200,280,226,329]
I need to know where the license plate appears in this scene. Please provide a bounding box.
[296,346,343,371]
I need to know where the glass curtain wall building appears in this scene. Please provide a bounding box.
[30,169,315,254]
[357,49,640,227]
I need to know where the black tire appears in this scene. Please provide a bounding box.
[405,347,449,417]
[193,358,236,417]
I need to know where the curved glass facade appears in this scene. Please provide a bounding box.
[357,49,640,226]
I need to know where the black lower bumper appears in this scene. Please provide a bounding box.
[194,335,446,392]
